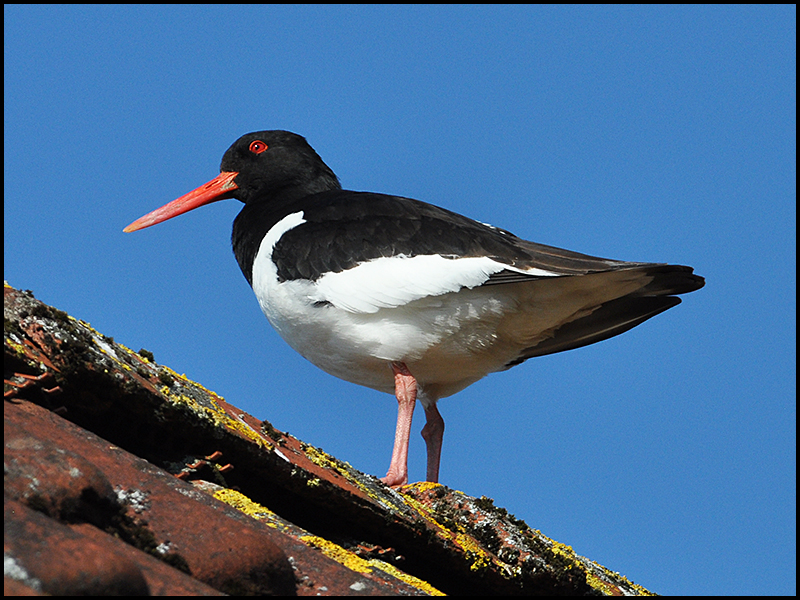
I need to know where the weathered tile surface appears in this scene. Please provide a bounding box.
[4,282,654,596]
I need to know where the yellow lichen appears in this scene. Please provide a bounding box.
[403,481,443,494]
[213,488,278,522]
[362,557,446,596]
[457,534,494,572]
[211,488,292,534]
[4,337,28,358]
[301,445,408,513]
[211,487,443,596]
[396,488,497,574]
[585,570,615,595]
[547,539,655,596]
[299,535,445,596]
[587,563,656,596]
[300,535,374,574]
[154,374,270,449]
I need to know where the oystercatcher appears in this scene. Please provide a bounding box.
[124,130,704,486]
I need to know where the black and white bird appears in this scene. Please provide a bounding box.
[124,130,705,486]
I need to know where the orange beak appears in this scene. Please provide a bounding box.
[124,171,239,232]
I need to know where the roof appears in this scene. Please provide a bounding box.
[4,281,655,596]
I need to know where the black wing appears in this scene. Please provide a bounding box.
[266,190,662,282]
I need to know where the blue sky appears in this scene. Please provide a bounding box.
[4,5,795,595]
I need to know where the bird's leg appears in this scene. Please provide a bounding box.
[421,403,444,483]
[381,362,417,487]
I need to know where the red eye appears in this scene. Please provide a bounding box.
[249,140,268,154]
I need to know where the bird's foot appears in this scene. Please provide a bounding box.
[380,469,408,488]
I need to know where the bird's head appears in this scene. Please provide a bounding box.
[123,130,339,233]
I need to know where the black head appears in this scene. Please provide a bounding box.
[220,131,341,205]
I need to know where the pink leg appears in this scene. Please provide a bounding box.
[421,403,444,483]
[380,362,417,487]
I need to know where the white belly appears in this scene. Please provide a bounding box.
[255,275,520,398]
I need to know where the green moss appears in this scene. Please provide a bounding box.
[28,303,70,323]
[260,418,284,443]
[158,370,175,387]
[4,316,25,339]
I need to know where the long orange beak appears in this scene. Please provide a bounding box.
[123,171,239,232]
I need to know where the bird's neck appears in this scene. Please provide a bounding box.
[230,174,341,287]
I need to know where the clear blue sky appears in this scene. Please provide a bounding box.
[5,5,795,595]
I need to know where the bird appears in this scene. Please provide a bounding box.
[124,130,705,487]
